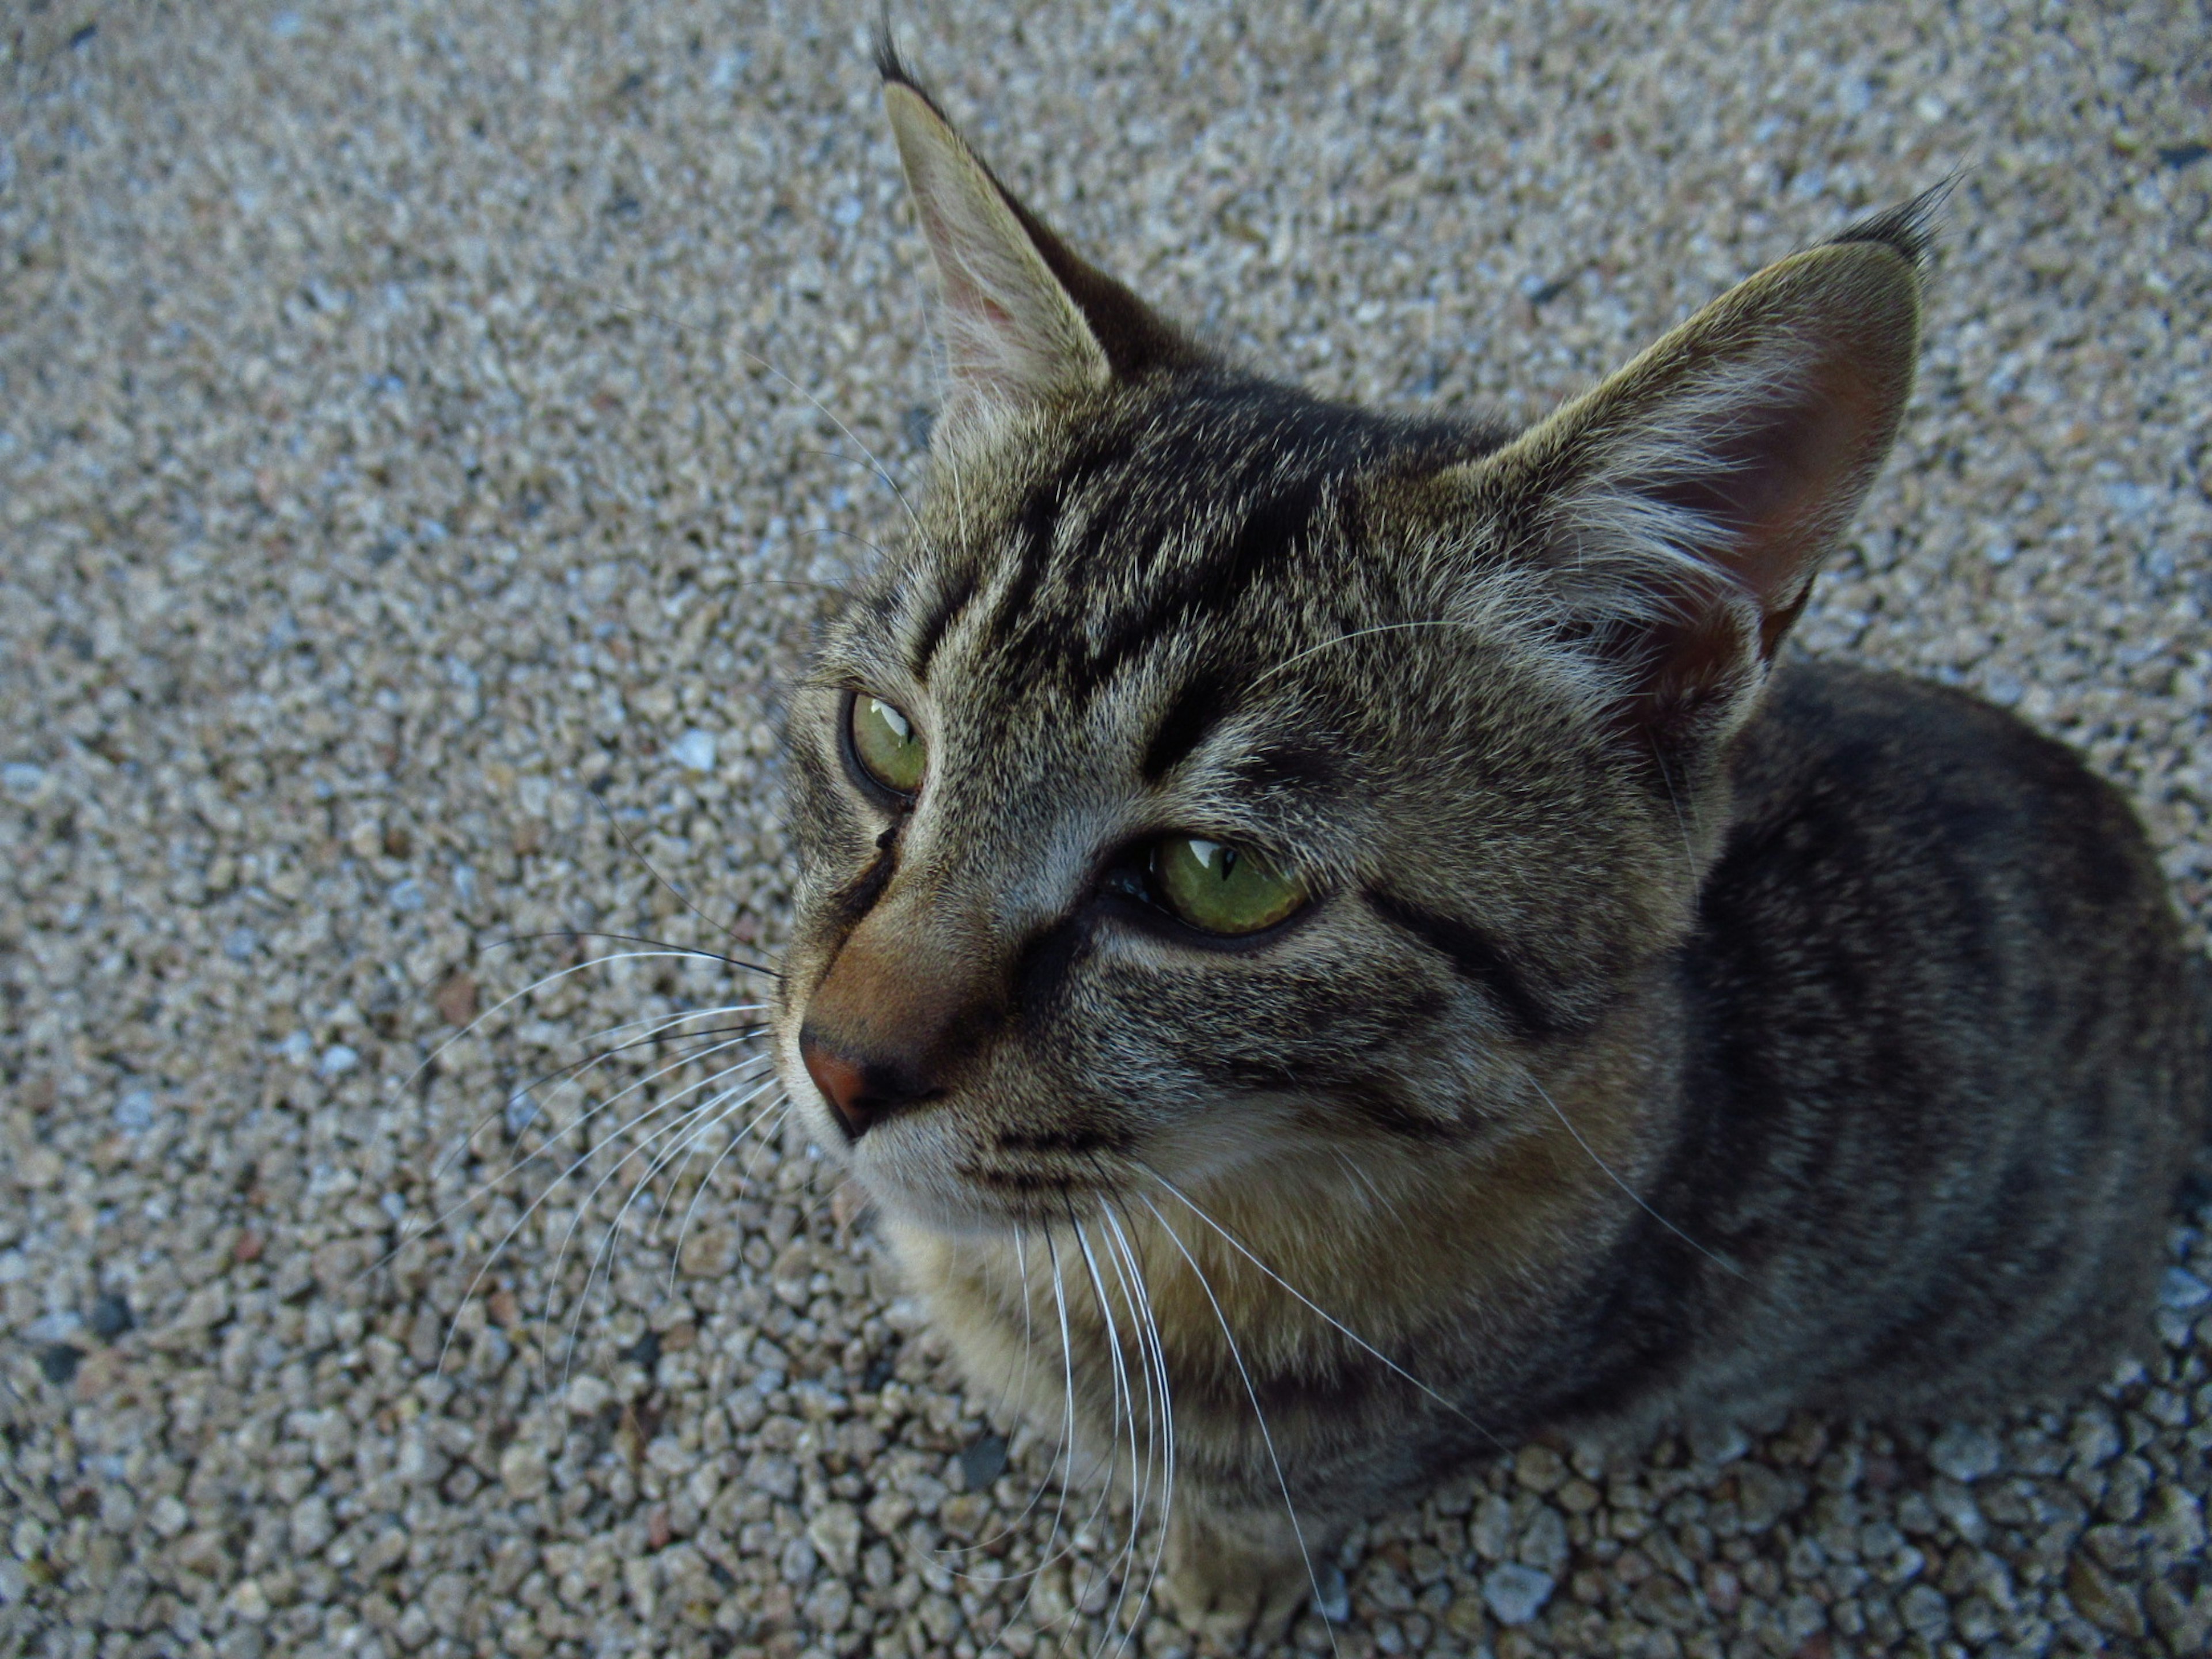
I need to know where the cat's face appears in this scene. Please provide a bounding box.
[778,377,1692,1229]
[772,66,1920,1233]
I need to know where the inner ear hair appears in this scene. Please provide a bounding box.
[1469,230,1923,749]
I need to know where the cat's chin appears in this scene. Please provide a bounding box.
[852,1177,1054,1239]
[776,1081,1082,1233]
[851,1135,1179,1238]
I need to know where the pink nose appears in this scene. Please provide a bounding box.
[798,1027,940,1140]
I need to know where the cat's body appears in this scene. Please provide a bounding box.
[771,51,2207,1646]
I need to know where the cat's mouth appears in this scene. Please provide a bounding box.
[785,1050,1334,1244]
[777,1027,1113,1227]
[866,1123,1141,1232]
[850,1139,1124,1234]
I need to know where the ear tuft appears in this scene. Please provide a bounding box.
[1825,180,1952,274]
[873,22,921,93]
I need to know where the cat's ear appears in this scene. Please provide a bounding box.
[1464,214,1925,758]
[880,52,1189,435]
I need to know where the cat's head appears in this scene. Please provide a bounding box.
[773,55,1923,1233]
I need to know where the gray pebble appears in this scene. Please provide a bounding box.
[87,1293,133,1340]
[2160,1267,2211,1310]
[1483,1562,1557,1626]
[1928,1422,2004,1483]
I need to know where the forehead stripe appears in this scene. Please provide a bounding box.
[912,566,978,681]
[990,435,1141,641]
[1139,668,1230,782]
[1068,470,1329,706]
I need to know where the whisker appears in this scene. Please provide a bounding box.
[381,1016,774,1301]
[1093,1202,1169,1657]
[961,1266,1098,1635]
[553,1067,783,1384]
[643,1072,759,1253]
[726,351,924,535]
[1324,1144,1390,1214]
[1515,1064,1747,1278]
[1058,1209,1134,1577]
[480,929,781,980]
[1013,1222,1037,1427]
[426,1001,769,1186]
[1134,1190,1339,1659]
[566,1071,783,1375]
[662,1087,801,1298]
[569,1095,734,1363]
[946,1221,1132,1601]
[1040,1228,1081,1576]
[1249,617,1495,690]
[950,1236,1067,1659]
[1069,1214,1146,1637]
[1135,1161,1509,1450]
[433,1049,774,1380]
[941,1225,1064,1565]
[997,1222,1123,1608]
[412,1029,775,1271]
[393,948,745,1132]
[721,573,854,599]
[599,294,923,537]
[732,1098,796,1196]
[784,464,908,568]
[1101,1196,1176,1657]
[584,787,764,961]
[512,1052,771,1358]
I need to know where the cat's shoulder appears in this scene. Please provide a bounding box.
[1731,655,2134,847]
[1702,654,2175,972]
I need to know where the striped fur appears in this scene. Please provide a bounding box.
[769,57,2208,1648]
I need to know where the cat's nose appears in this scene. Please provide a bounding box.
[798,1025,943,1139]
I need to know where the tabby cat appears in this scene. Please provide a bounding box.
[770,48,2208,1648]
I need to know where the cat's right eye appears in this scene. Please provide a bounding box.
[848,694,927,797]
[1150,836,1308,936]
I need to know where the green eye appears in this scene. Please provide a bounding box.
[1152,837,1308,936]
[849,694,926,796]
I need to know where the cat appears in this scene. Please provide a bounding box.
[768,46,2210,1650]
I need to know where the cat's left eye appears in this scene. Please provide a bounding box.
[849,694,927,797]
[1150,837,1308,936]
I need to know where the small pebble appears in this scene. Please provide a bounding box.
[2159,1267,2210,1311]
[1927,1422,2003,1484]
[960,1431,1009,1490]
[671,729,719,772]
[1483,1563,1557,1626]
[87,1294,134,1340]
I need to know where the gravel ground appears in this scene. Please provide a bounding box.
[3,3,2209,1657]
